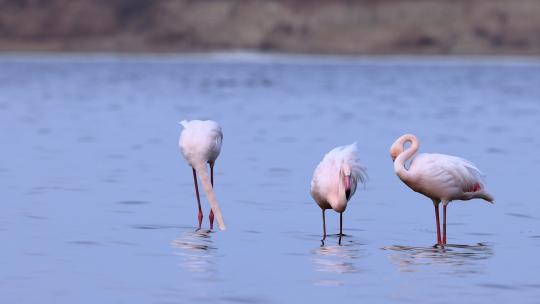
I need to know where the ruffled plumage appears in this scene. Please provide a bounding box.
[311,143,367,212]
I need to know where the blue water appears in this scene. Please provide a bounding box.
[1,53,540,303]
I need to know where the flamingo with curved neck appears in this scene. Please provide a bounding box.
[311,143,367,245]
[390,134,493,245]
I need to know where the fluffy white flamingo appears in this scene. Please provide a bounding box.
[311,143,367,244]
[390,134,493,245]
[179,120,225,231]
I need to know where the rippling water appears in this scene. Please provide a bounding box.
[1,53,540,303]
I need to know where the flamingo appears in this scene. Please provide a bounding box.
[311,143,367,245]
[179,120,225,231]
[390,134,493,245]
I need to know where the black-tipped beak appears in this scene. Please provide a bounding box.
[343,175,351,200]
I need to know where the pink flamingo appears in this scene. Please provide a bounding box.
[179,120,225,231]
[390,134,493,245]
[311,143,367,244]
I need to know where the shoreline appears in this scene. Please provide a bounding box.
[1,51,540,66]
[1,0,540,56]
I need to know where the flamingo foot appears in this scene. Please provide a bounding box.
[209,209,214,230]
[197,211,203,230]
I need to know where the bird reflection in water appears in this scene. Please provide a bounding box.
[171,229,218,274]
[383,243,494,275]
[312,235,363,286]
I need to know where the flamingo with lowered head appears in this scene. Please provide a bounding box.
[390,134,493,245]
[311,143,367,244]
[179,120,225,231]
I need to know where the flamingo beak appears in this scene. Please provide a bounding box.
[344,175,351,200]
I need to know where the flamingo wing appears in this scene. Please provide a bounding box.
[179,120,223,164]
[207,124,223,163]
[412,153,485,198]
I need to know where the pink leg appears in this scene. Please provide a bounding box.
[209,162,215,230]
[443,203,447,245]
[192,168,203,230]
[210,162,214,187]
[339,212,343,236]
[338,212,343,245]
[321,209,327,244]
[433,201,442,245]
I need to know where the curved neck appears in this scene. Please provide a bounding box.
[193,162,226,230]
[393,134,419,182]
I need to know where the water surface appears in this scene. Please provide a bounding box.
[1,53,540,303]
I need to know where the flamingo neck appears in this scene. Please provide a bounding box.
[394,134,419,182]
[193,162,226,230]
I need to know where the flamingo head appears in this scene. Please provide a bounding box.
[390,133,418,162]
[390,143,402,162]
[341,163,352,200]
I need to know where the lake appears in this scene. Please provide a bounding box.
[1,53,540,303]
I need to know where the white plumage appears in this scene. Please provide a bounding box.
[179,120,225,231]
[406,153,493,203]
[311,143,367,243]
[179,120,222,166]
[390,134,493,245]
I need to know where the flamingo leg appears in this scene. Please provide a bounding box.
[433,200,442,245]
[192,168,203,230]
[321,209,327,244]
[339,212,343,245]
[208,162,215,230]
[210,162,214,187]
[442,203,447,245]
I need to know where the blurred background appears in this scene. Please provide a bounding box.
[1,0,540,55]
[3,2,540,304]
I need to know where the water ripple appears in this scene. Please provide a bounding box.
[311,235,366,275]
[172,229,218,274]
[383,243,494,275]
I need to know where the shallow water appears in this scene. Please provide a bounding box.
[1,53,540,303]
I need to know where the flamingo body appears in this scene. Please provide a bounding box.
[311,143,366,212]
[399,153,493,203]
[311,143,367,243]
[390,134,493,245]
[179,120,225,231]
[179,120,222,166]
